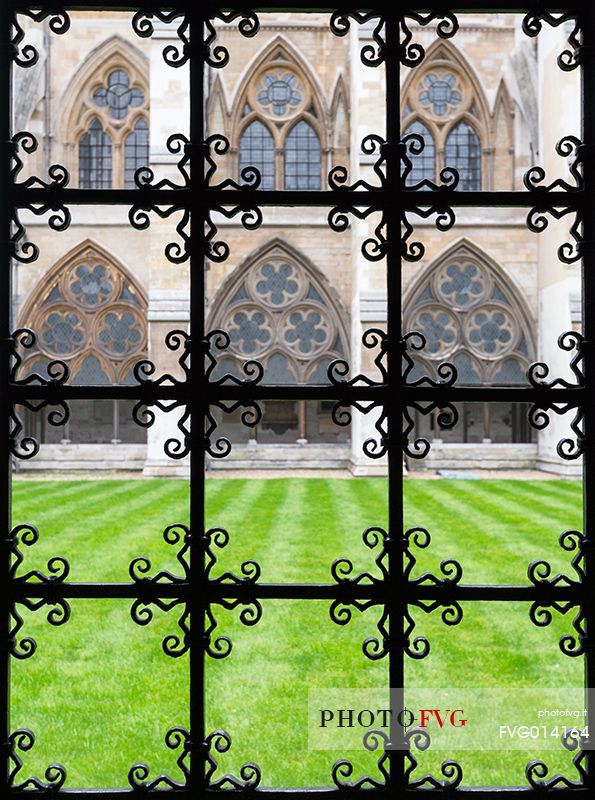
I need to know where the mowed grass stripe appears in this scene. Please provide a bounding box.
[410,485,522,571]
[13,480,189,582]
[468,480,582,529]
[404,481,548,583]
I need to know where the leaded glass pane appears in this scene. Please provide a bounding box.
[445,120,481,191]
[70,263,113,307]
[93,69,144,121]
[97,310,143,356]
[452,352,482,385]
[263,353,296,384]
[79,118,112,189]
[418,71,462,116]
[239,120,275,190]
[257,71,301,116]
[72,355,111,385]
[39,309,86,355]
[284,120,321,190]
[492,358,527,385]
[403,120,435,187]
[124,118,150,188]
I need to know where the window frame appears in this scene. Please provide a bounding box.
[3,3,591,798]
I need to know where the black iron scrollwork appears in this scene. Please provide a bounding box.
[327,330,388,459]
[8,523,71,659]
[526,729,587,789]
[128,726,190,790]
[522,12,581,72]
[132,9,189,68]
[405,728,463,788]
[527,332,585,462]
[524,136,583,193]
[11,132,70,190]
[11,8,70,68]
[130,524,261,658]
[402,134,459,192]
[529,331,584,390]
[8,729,66,791]
[529,530,586,658]
[330,12,385,67]
[402,332,458,459]
[129,726,262,790]
[10,132,71,263]
[206,134,261,190]
[329,135,386,191]
[204,11,259,69]
[332,729,389,789]
[134,133,190,190]
[132,10,259,69]
[331,525,462,660]
[527,205,582,265]
[329,11,458,68]
[205,729,262,789]
[130,523,191,657]
[9,329,70,459]
[402,205,456,263]
[10,523,70,584]
[400,12,459,68]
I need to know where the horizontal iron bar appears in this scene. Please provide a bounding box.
[5,788,591,799]
[7,383,585,404]
[9,1,583,14]
[13,187,580,210]
[11,582,583,602]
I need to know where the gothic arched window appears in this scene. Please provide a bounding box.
[17,242,148,444]
[401,44,487,191]
[209,243,348,383]
[403,244,536,445]
[232,44,327,190]
[73,63,149,189]
[208,242,350,444]
[404,246,534,386]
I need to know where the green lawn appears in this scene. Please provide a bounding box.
[10,478,584,789]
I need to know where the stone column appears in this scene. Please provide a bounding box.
[535,24,581,476]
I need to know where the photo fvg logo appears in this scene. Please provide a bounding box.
[319,708,467,730]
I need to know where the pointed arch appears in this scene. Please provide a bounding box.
[491,79,515,190]
[401,40,491,189]
[18,239,148,385]
[330,74,349,150]
[227,36,328,190]
[329,74,350,179]
[402,40,491,127]
[230,35,328,134]
[54,35,150,188]
[403,239,535,385]
[208,239,349,384]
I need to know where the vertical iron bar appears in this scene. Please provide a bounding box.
[189,6,206,792]
[385,10,405,791]
[0,3,12,792]
[580,2,594,789]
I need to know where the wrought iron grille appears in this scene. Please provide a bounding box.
[1,1,592,796]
